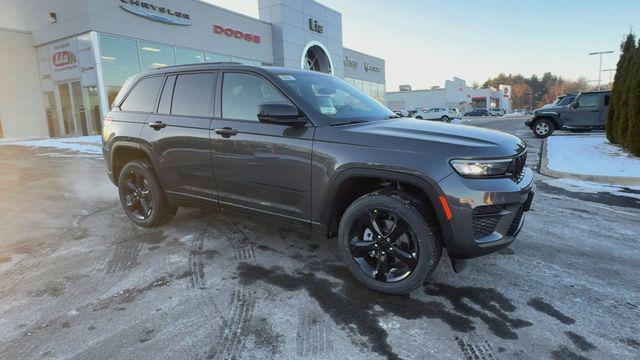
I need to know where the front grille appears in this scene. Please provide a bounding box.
[510,152,527,183]
[472,205,503,238]
[507,206,525,236]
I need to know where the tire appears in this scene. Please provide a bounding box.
[338,190,442,294]
[533,118,554,138]
[415,116,423,120]
[441,116,450,122]
[118,159,177,227]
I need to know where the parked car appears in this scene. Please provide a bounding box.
[392,110,410,118]
[464,108,493,117]
[525,91,609,138]
[103,64,533,294]
[414,107,457,122]
[489,108,506,116]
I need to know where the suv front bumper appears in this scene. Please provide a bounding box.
[436,167,534,259]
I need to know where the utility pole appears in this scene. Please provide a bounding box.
[588,51,614,90]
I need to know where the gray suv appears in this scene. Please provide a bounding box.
[526,91,610,138]
[103,64,534,294]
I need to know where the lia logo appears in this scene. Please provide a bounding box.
[52,51,77,67]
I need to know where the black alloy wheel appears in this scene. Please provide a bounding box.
[122,169,153,221]
[348,209,419,283]
[117,159,177,227]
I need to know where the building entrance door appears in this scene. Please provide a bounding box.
[56,81,100,136]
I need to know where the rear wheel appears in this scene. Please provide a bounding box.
[441,115,450,122]
[415,116,423,120]
[533,118,554,138]
[118,160,177,227]
[338,190,442,294]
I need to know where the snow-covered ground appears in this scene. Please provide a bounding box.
[547,135,640,178]
[543,178,640,200]
[3,136,102,155]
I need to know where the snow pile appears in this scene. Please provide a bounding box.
[543,178,640,200]
[547,135,640,178]
[6,136,102,155]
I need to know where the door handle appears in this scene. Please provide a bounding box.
[214,127,238,138]
[148,121,167,130]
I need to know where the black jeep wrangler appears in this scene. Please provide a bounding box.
[526,91,610,138]
[103,63,534,294]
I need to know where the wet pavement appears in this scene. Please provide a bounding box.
[0,119,639,359]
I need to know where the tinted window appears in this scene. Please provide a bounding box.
[222,73,288,121]
[576,94,599,108]
[604,94,610,106]
[172,73,216,117]
[158,75,176,115]
[120,76,163,113]
[558,96,575,106]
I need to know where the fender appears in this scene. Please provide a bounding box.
[108,140,155,184]
[531,113,561,129]
[317,167,454,246]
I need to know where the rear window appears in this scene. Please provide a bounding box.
[120,76,164,113]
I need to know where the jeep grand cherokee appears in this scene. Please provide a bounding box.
[103,63,534,294]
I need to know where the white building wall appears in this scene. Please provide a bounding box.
[0,28,47,138]
[385,89,446,111]
[259,0,344,77]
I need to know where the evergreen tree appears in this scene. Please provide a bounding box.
[623,39,640,156]
[613,33,637,143]
[607,33,636,143]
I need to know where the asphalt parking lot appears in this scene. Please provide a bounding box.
[1,118,639,360]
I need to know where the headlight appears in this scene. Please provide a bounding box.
[450,158,512,178]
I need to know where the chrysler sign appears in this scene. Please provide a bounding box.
[119,0,192,26]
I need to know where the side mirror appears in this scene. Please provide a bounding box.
[257,102,307,126]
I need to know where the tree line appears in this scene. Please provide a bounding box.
[481,73,595,110]
[607,32,640,156]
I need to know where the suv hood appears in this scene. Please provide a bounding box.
[535,105,567,114]
[317,118,526,159]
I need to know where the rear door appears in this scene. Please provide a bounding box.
[569,93,600,127]
[141,72,218,203]
[209,71,314,221]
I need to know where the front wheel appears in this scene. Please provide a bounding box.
[118,159,177,227]
[338,190,442,294]
[415,116,423,120]
[533,118,554,138]
[441,116,450,122]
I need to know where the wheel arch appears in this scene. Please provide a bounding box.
[319,168,453,246]
[532,115,560,129]
[110,142,153,184]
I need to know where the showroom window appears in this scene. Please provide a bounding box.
[175,47,205,65]
[139,41,175,70]
[99,34,141,104]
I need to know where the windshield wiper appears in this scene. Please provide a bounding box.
[329,120,367,127]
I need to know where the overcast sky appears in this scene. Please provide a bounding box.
[204,0,640,91]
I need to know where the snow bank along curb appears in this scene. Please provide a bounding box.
[540,136,640,186]
[1,136,102,155]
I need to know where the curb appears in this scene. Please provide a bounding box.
[540,138,640,186]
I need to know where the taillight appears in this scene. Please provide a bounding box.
[103,116,113,126]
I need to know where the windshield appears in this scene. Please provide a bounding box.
[275,72,395,125]
[557,96,575,106]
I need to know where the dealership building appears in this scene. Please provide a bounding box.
[385,77,512,113]
[0,0,385,139]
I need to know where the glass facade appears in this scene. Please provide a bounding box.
[98,33,261,107]
[344,77,385,103]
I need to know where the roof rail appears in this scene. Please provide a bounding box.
[158,61,244,70]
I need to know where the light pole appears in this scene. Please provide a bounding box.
[588,51,614,90]
[602,68,616,88]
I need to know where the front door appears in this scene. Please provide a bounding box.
[142,72,218,203]
[56,81,100,136]
[569,93,601,128]
[210,71,314,221]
